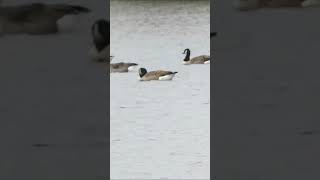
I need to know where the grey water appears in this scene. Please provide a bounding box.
[110,0,210,179]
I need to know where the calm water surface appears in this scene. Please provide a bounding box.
[111,0,210,179]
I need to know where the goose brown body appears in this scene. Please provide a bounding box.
[139,68,178,81]
[110,62,138,73]
[186,55,210,65]
[183,48,210,65]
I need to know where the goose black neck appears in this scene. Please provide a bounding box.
[92,20,109,51]
[184,49,190,61]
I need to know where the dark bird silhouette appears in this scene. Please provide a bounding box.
[0,3,91,35]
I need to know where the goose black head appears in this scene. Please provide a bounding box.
[139,68,147,78]
[183,48,191,61]
[91,19,109,51]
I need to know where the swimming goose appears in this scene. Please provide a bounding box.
[233,0,310,11]
[182,48,210,65]
[89,19,109,62]
[0,3,90,35]
[110,62,138,73]
[138,68,178,81]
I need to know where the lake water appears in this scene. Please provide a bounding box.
[110,0,210,179]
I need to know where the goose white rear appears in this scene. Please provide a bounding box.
[127,65,138,72]
[158,74,176,81]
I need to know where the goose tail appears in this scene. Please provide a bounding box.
[129,63,139,66]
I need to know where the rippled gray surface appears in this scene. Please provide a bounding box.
[111,0,210,179]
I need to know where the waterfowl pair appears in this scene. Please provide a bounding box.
[138,68,178,81]
[0,3,90,35]
[182,48,210,65]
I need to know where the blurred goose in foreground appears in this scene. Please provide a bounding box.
[89,19,109,62]
[302,0,320,7]
[110,62,138,73]
[182,48,210,65]
[233,0,319,11]
[0,3,90,35]
[138,68,178,81]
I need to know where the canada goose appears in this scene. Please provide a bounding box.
[182,48,210,65]
[110,62,138,73]
[138,68,178,81]
[233,0,307,11]
[89,19,109,62]
[0,3,90,35]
